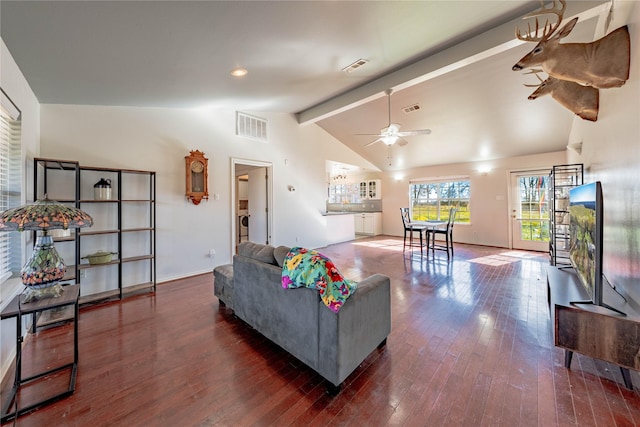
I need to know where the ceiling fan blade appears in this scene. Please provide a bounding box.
[397,138,409,147]
[397,129,431,137]
[356,133,384,136]
[364,138,382,147]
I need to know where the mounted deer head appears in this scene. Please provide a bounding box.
[512,0,630,89]
[524,69,599,122]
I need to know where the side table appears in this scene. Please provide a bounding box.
[0,284,80,423]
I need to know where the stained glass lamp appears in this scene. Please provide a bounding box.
[0,196,93,301]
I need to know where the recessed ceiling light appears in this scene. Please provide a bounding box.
[231,68,248,77]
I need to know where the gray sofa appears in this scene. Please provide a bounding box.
[213,241,391,391]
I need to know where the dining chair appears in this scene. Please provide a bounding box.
[400,208,428,255]
[430,208,457,257]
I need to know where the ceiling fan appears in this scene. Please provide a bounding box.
[359,89,431,147]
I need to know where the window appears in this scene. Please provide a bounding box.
[0,88,22,286]
[409,178,470,223]
[328,183,359,204]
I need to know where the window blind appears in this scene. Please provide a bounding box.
[0,88,22,285]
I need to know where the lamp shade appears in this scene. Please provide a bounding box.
[0,196,93,297]
[0,196,93,232]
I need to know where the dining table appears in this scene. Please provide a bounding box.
[408,220,447,248]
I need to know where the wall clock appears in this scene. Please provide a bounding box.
[185,150,209,205]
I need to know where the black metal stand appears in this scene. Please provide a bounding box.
[1,285,80,423]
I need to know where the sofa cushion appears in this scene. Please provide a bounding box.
[274,245,291,268]
[213,264,234,308]
[238,241,276,265]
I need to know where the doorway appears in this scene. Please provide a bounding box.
[509,170,550,251]
[231,159,273,255]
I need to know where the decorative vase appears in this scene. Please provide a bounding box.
[94,178,112,200]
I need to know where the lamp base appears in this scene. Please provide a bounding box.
[21,283,64,304]
[20,233,66,287]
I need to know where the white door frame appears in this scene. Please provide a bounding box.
[230,158,273,256]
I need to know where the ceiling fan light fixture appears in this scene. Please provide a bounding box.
[382,135,398,146]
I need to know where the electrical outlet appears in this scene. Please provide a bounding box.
[80,270,86,278]
[208,249,216,258]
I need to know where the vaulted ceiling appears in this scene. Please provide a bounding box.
[1,1,608,171]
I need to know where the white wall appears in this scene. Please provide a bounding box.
[39,104,375,282]
[380,151,567,248]
[567,1,640,302]
[0,38,41,387]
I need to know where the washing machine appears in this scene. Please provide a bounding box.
[238,214,249,243]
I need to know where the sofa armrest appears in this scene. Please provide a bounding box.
[317,273,391,386]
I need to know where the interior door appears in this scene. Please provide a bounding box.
[510,170,550,251]
[248,167,269,245]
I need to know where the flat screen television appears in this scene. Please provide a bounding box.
[568,181,624,315]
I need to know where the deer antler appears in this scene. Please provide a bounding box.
[522,69,546,87]
[515,0,566,42]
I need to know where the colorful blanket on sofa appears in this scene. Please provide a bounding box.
[281,247,357,313]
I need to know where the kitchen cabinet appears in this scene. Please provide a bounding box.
[354,212,382,236]
[367,179,381,199]
[358,180,381,200]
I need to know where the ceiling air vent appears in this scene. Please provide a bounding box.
[236,112,268,142]
[342,58,369,73]
[402,104,421,114]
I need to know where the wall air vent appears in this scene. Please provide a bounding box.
[341,59,369,73]
[236,112,268,142]
[402,104,421,114]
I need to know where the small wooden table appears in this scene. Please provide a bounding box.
[0,285,80,423]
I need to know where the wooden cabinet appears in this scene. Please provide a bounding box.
[354,212,382,236]
[34,158,156,305]
[547,266,639,389]
[549,164,583,266]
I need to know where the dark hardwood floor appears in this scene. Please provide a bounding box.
[3,237,640,426]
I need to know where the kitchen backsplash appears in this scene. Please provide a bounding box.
[326,200,382,212]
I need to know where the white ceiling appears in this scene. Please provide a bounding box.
[0,1,609,172]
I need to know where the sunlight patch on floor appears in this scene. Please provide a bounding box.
[499,250,539,259]
[351,239,404,250]
[467,254,522,266]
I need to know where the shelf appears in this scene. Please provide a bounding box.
[79,259,119,269]
[122,227,154,233]
[79,229,120,236]
[35,305,75,328]
[79,289,120,305]
[122,255,154,263]
[44,198,76,204]
[34,157,156,305]
[549,164,583,266]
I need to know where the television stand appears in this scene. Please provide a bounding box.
[547,266,640,390]
[569,300,627,317]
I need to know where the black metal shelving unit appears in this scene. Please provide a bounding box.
[33,158,156,305]
[549,163,583,266]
